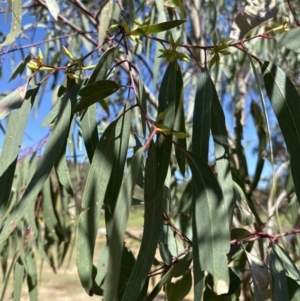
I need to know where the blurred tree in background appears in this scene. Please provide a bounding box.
[1,0,300,300]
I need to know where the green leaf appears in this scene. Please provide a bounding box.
[80,104,99,163]
[105,147,144,301]
[138,79,147,137]
[0,90,71,245]
[273,244,300,285]
[121,141,163,301]
[9,54,32,82]
[104,103,132,222]
[130,20,186,35]
[44,0,59,20]
[248,54,269,194]
[261,61,300,205]
[269,246,289,301]
[25,250,38,301]
[55,149,74,196]
[13,258,25,301]
[97,0,113,45]
[73,80,120,113]
[0,251,18,301]
[0,85,39,224]
[0,83,28,119]
[186,151,230,295]
[41,97,61,127]
[230,0,277,40]
[211,82,234,229]
[166,270,192,301]
[76,117,120,294]
[276,27,300,51]
[245,250,269,301]
[192,67,212,162]
[88,46,119,84]
[145,252,193,301]
[0,0,22,46]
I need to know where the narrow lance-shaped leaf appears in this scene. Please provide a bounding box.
[73,80,120,113]
[121,142,163,301]
[9,54,31,82]
[104,103,132,222]
[192,67,212,162]
[104,148,144,301]
[0,85,39,225]
[0,91,71,245]
[25,250,38,301]
[80,47,118,162]
[97,0,113,46]
[13,258,25,301]
[245,250,269,301]
[55,148,74,196]
[269,247,289,301]
[44,0,60,20]
[273,244,300,285]
[186,151,230,295]
[0,0,22,46]
[76,119,118,295]
[88,46,118,84]
[0,83,28,119]
[155,62,183,197]
[130,20,186,35]
[248,55,269,194]
[276,28,300,51]
[80,104,99,163]
[145,252,193,301]
[261,61,300,205]
[211,82,234,230]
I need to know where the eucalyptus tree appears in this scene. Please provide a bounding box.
[1,0,300,300]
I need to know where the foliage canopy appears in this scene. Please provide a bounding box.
[1,0,300,300]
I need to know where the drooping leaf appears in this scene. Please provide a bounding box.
[104,147,144,301]
[211,82,234,229]
[76,146,112,293]
[0,90,71,245]
[186,151,230,295]
[97,0,113,46]
[25,250,38,301]
[0,83,28,119]
[245,250,269,301]
[155,62,182,198]
[80,104,99,162]
[261,61,300,205]
[130,20,186,35]
[55,149,74,196]
[73,80,120,113]
[276,27,300,51]
[9,54,31,82]
[0,85,39,224]
[121,141,163,301]
[230,0,277,40]
[192,67,212,162]
[104,103,132,222]
[273,244,300,286]
[13,258,25,301]
[269,246,289,301]
[0,0,22,46]
[76,112,127,294]
[44,0,60,20]
[88,46,119,84]
[145,252,193,301]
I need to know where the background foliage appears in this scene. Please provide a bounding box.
[1,0,300,300]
